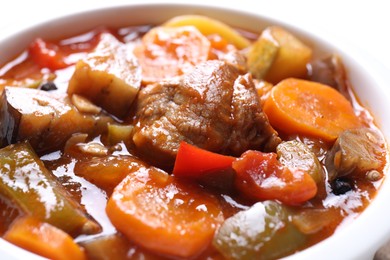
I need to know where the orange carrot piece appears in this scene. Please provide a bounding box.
[106,167,224,259]
[134,26,210,83]
[3,217,86,260]
[263,78,361,141]
[74,155,146,194]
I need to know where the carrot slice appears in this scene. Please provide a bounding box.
[106,167,224,258]
[3,216,86,260]
[263,78,361,141]
[74,155,146,194]
[173,141,235,177]
[134,26,210,83]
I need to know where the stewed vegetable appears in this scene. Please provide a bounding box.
[0,142,100,236]
[0,13,387,260]
[213,201,306,260]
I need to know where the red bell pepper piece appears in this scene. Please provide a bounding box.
[28,38,69,71]
[172,141,235,178]
[232,150,317,205]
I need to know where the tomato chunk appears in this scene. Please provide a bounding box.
[232,150,317,205]
[134,26,210,83]
[28,38,69,70]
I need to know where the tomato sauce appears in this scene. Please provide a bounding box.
[0,21,387,260]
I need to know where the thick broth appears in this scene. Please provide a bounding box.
[0,23,387,260]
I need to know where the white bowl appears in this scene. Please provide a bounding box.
[0,3,389,260]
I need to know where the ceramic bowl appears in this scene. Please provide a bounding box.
[0,3,389,260]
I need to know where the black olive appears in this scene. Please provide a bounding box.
[39,82,57,91]
[331,178,352,195]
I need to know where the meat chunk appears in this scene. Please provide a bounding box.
[0,87,111,153]
[68,33,141,118]
[133,60,281,167]
[219,49,248,74]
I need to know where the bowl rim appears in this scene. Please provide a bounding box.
[0,3,390,260]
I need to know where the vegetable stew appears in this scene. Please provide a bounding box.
[0,14,388,260]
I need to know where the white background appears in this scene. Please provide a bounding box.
[1,0,390,72]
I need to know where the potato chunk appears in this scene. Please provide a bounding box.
[163,14,251,49]
[247,26,312,84]
[68,33,141,118]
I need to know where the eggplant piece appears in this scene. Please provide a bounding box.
[68,33,141,118]
[0,142,100,236]
[277,140,324,184]
[291,208,341,234]
[0,87,111,153]
[325,127,387,181]
[213,201,305,260]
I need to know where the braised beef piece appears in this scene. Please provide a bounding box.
[220,50,248,74]
[132,60,281,167]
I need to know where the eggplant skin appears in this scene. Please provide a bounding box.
[0,89,20,148]
[325,127,387,181]
[0,87,111,154]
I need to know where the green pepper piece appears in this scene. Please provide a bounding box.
[213,201,306,260]
[277,140,324,184]
[0,141,100,236]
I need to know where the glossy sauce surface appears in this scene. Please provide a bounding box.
[0,24,387,259]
